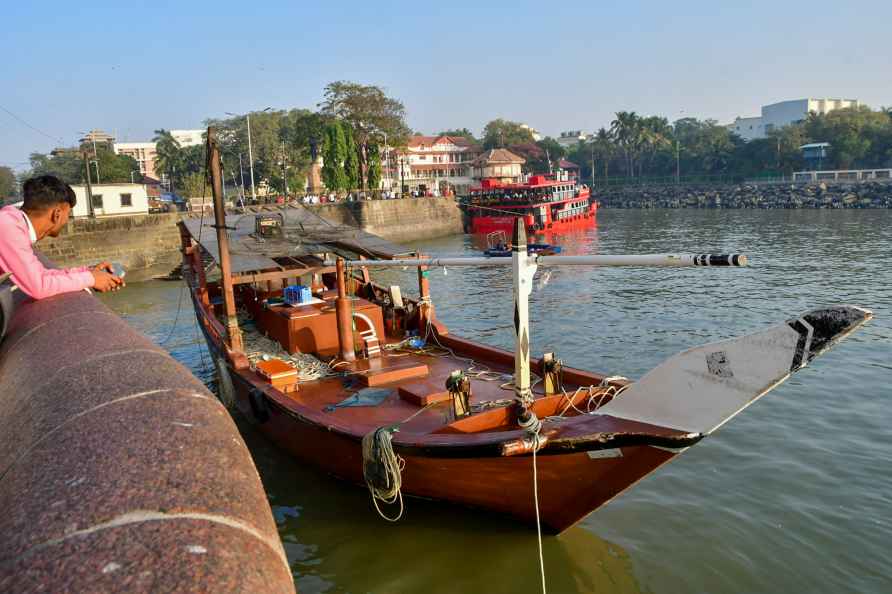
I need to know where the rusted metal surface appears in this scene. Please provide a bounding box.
[0,290,295,593]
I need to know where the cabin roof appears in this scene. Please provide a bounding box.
[182,204,414,274]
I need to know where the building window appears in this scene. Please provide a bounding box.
[92,194,103,209]
[120,193,132,207]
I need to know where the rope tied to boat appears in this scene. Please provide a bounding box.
[361,426,405,522]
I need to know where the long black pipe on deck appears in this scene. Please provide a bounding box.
[0,289,295,593]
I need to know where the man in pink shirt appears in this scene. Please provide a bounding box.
[0,175,123,298]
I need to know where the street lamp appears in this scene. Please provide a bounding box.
[225,107,271,203]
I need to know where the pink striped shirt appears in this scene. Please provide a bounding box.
[0,205,93,299]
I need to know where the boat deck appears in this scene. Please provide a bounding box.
[278,342,529,435]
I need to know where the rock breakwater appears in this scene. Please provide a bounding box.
[596,181,892,209]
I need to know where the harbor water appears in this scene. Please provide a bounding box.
[101,208,892,594]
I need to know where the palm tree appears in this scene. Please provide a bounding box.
[610,111,642,177]
[591,128,614,183]
[153,129,183,190]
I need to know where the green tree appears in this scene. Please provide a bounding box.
[321,121,347,191]
[482,119,534,149]
[153,129,184,186]
[437,128,478,142]
[343,123,360,189]
[366,143,381,190]
[0,166,16,198]
[319,81,411,189]
[92,149,140,183]
[610,111,642,176]
[27,150,85,185]
[181,172,207,198]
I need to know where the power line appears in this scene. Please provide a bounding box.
[0,104,65,145]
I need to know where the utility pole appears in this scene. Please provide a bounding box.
[82,152,95,217]
[281,140,288,197]
[246,113,257,202]
[238,153,246,198]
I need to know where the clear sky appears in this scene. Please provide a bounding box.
[2,0,891,170]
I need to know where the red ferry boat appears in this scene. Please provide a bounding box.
[462,174,597,235]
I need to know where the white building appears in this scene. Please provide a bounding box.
[70,183,149,217]
[170,129,204,147]
[556,130,589,148]
[519,124,542,142]
[397,135,481,194]
[728,98,860,141]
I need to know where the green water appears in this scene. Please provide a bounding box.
[102,209,892,593]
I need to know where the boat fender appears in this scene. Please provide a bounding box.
[213,355,237,409]
[248,387,271,423]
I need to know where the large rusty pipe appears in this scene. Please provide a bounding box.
[0,290,294,593]
[335,258,355,362]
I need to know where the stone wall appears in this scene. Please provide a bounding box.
[595,181,892,209]
[310,196,464,242]
[31,199,464,281]
[39,213,183,280]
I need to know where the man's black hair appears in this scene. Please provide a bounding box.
[22,175,77,212]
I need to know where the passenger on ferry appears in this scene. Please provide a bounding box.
[0,175,124,299]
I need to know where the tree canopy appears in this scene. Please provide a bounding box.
[482,119,535,149]
[0,166,16,198]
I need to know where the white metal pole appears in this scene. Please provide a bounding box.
[334,254,748,268]
[247,113,257,202]
[512,219,536,412]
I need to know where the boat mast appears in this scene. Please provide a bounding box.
[207,127,243,352]
[511,218,539,432]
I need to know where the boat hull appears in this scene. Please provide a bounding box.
[190,294,676,533]
[468,200,598,236]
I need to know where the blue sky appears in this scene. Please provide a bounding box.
[2,0,891,170]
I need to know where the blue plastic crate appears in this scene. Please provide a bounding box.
[283,285,312,305]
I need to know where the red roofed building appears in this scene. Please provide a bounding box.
[395,135,481,195]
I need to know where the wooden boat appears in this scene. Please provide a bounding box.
[483,231,561,257]
[179,130,872,534]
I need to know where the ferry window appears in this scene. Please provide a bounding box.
[92,194,103,208]
[120,193,132,207]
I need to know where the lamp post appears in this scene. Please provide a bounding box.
[226,108,271,203]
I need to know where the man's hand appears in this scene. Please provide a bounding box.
[90,266,125,292]
[92,261,115,274]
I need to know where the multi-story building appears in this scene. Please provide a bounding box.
[396,135,481,195]
[114,142,158,179]
[728,98,860,141]
[112,129,203,180]
[78,129,116,147]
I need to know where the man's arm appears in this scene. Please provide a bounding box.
[0,229,94,299]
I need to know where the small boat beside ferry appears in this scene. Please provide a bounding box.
[181,128,872,533]
[462,174,597,236]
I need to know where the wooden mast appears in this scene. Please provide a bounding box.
[335,258,356,362]
[207,127,243,352]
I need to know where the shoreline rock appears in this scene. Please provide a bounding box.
[595,181,892,209]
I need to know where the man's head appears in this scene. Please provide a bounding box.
[22,175,76,239]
